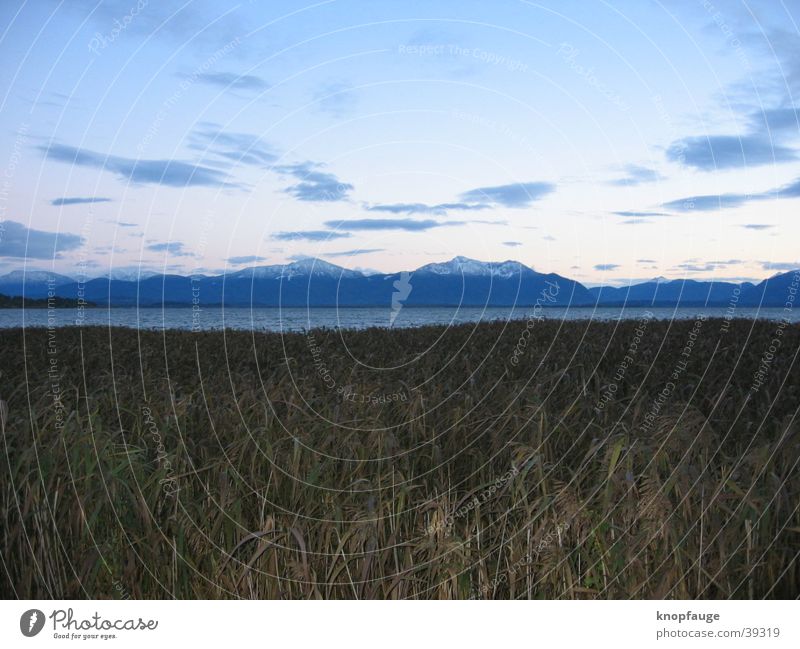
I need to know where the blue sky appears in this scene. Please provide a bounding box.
[0,0,798,284]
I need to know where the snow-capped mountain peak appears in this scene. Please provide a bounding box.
[99,268,160,281]
[416,256,531,278]
[227,259,362,280]
[283,258,361,278]
[0,270,75,284]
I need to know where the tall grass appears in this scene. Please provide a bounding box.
[1,318,798,598]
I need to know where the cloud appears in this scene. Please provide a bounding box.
[324,218,465,231]
[502,241,522,247]
[73,0,249,53]
[662,193,753,212]
[227,255,267,264]
[41,143,231,188]
[666,134,797,170]
[594,263,620,271]
[51,196,112,206]
[637,259,657,263]
[612,210,668,217]
[459,181,555,207]
[324,248,384,257]
[272,230,352,242]
[741,224,774,230]
[760,261,799,271]
[188,125,277,167]
[675,259,741,272]
[146,242,194,257]
[749,107,800,132]
[608,164,663,186]
[365,201,488,215]
[619,219,653,225]
[191,72,269,92]
[777,177,800,197]
[314,82,357,118]
[286,254,309,262]
[0,220,84,258]
[676,263,718,272]
[276,162,353,202]
[662,174,800,213]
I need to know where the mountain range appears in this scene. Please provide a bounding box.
[0,257,797,308]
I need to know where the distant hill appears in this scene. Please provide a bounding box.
[1,260,797,308]
[0,270,75,299]
[0,293,96,309]
[587,277,756,306]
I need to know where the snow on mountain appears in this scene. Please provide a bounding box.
[416,256,531,279]
[227,258,362,281]
[0,270,75,284]
[99,268,160,281]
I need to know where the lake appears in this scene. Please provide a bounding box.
[0,305,796,331]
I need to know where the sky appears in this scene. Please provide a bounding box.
[0,0,798,286]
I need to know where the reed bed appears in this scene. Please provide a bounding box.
[1,318,798,599]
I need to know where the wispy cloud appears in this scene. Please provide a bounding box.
[190,72,269,92]
[502,241,522,247]
[325,218,465,231]
[188,125,277,167]
[324,248,384,257]
[594,263,620,271]
[146,241,194,257]
[741,224,774,230]
[675,259,741,272]
[776,177,800,197]
[51,196,112,206]
[272,230,352,242]
[608,164,663,186]
[0,220,84,258]
[760,261,799,272]
[662,175,800,212]
[666,134,796,170]
[459,181,555,207]
[612,210,668,217]
[188,128,359,208]
[41,143,232,188]
[276,162,353,202]
[226,255,268,264]
[365,201,488,215]
[314,81,357,118]
[662,193,753,212]
[749,106,800,132]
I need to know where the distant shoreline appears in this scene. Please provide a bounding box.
[0,294,97,309]
[0,301,792,309]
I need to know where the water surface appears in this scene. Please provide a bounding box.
[0,305,795,332]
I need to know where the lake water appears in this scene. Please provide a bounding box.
[0,305,796,331]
